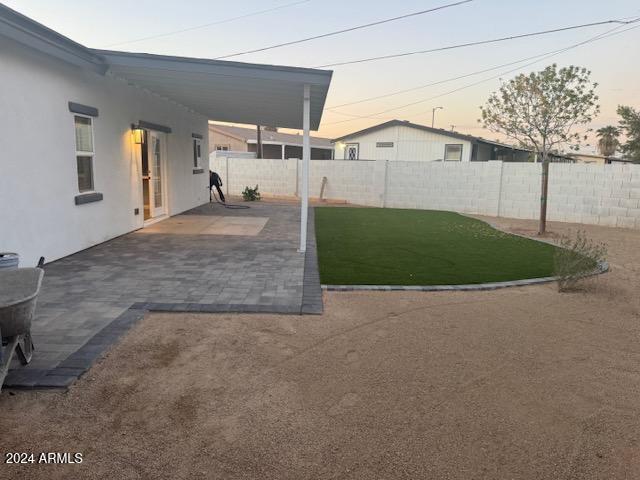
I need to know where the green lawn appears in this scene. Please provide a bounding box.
[315,207,559,286]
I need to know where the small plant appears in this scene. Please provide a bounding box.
[242,185,261,202]
[554,230,607,292]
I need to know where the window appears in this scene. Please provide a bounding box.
[376,142,394,148]
[345,143,359,160]
[193,138,202,168]
[74,115,95,192]
[215,144,230,151]
[444,144,463,161]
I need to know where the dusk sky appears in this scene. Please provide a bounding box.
[7,0,640,151]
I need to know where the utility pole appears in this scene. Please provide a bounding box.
[256,125,263,158]
[431,106,443,128]
[450,124,456,131]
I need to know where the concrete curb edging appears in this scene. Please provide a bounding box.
[322,262,609,293]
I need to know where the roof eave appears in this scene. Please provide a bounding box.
[0,4,106,73]
[93,49,333,87]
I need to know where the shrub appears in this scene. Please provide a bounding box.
[554,230,607,292]
[242,185,261,202]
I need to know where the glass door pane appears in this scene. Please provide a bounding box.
[152,136,162,208]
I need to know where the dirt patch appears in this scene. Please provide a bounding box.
[2,218,640,479]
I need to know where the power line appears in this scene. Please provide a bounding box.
[325,18,631,112]
[322,22,640,127]
[315,18,639,68]
[323,24,632,125]
[213,0,474,60]
[102,0,312,48]
[326,51,572,110]
[326,15,637,111]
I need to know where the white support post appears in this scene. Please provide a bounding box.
[299,84,311,253]
[281,144,285,160]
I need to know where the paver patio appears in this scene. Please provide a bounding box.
[5,200,322,388]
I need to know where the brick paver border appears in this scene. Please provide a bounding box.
[4,207,324,390]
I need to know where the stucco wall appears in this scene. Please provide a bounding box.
[0,39,209,265]
[214,157,640,229]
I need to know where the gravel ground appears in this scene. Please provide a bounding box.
[1,217,640,480]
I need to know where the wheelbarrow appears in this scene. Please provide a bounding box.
[0,262,44,390]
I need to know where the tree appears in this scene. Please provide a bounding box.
[617,105,640,162]
[596,126,619,157]
[480,64,599,234]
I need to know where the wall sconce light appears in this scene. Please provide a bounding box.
[131,125,145,145]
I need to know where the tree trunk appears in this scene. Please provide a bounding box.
[539,155,549,235]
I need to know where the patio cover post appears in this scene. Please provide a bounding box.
[299,84,311,253]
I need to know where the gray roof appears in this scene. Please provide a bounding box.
[210,124,333,149]
[333,120,531,152]
[0,4,332,130]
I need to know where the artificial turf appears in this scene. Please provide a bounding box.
[314,207,560,286]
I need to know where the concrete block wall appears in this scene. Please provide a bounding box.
[212,157,298,197]
[385,161,503,214]
[546,163,640,228]
[307,160,376,205]
[209,156,640,229]
[498,163,541,219]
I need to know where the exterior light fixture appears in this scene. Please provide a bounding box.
[132,125,145,145]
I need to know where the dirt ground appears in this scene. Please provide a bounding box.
[2,217,640,479]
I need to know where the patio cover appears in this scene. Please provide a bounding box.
[94,50,332,131]
[2,4,332,130]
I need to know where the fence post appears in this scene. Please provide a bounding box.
[372,159,388,207]
[383,160,389,208]
[496,160,504,217]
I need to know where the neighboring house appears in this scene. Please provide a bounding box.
[209,124,334,159]
[568,152,607,164]
[333,120,532,162]
[568,152,629,164]
[0,4,331,265]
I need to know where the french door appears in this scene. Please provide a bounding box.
[142,132,166,220]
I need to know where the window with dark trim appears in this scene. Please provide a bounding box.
[193,138,202,168]
[444,144,463,161]
[74,115,95,192]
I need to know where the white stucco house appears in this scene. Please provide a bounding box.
[333,120,532,163]
[0,4,332,265]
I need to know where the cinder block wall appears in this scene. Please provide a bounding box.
[212,158,298,197]
[208,156,640,229]
[307,160,377,205]
[385,161,503,214]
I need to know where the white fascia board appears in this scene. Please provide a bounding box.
[94,50,332,87]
